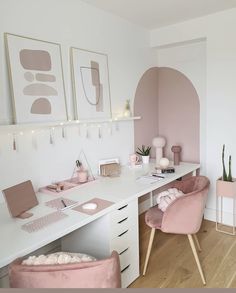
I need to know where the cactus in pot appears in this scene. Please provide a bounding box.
[221,145,233,182]
[222,144,228,181]
[136,145,152,164]
[228,155,233,182]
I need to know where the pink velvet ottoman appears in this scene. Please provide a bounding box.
[9,251,121,288]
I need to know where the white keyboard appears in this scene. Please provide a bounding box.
[21,211,68,233]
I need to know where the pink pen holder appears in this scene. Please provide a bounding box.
[77,170,88,183]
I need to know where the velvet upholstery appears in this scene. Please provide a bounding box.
[9,251,121,288]
[145,176,210,234]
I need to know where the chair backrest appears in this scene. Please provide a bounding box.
[161,176,210,235]
[9,251,121,288]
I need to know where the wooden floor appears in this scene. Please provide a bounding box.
[130,214,236,288]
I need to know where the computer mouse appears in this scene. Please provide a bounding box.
[82,203,98,210]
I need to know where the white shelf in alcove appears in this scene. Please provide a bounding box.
[0,116,141,133]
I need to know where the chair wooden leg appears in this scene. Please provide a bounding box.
[143,228,156,276]
[188,234,206,285]
[193,234,202,252]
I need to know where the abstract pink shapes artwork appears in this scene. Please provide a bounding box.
[31,98,52,115]
[20,49,52,71]
[5,33,67,123]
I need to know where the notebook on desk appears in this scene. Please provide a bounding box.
[136,175,165,185]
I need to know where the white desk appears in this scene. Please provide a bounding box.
[0,162,200,288]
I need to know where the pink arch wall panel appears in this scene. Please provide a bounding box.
[134,68,159,158]
[134,67,200,163]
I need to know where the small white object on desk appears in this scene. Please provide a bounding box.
[82,203,98,210]
[128,163,142,169]
[136,175,165,185]
[159,158,170,169]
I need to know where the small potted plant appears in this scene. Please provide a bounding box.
[136,145,152,164]
[216,145,236,197]
[76,160,88,183]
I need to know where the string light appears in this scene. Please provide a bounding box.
[62,127,66,139]
[50,128,55,145]
[98,125,102,139]
[31,130,37,150]
[109,123,113,136]
[3,117,138,150]
[12,133,17,151]
[85,124,90,139]
[115,121,119,131]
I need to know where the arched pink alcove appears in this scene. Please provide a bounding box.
[134,67,200,163]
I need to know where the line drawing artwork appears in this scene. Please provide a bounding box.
[71,47,111,120]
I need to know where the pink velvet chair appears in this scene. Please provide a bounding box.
[143,176,210,285]
[9,251,121,288]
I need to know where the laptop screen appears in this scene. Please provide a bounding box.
[3,180,38,217]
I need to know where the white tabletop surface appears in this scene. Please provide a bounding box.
[0,162,200,268]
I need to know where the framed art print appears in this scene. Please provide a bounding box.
[71,47,112,120]
[5,33,68,124]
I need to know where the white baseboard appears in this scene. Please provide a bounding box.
[204,207,235,227]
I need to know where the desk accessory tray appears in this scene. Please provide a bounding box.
[73,198,114,216]
[39,177,96,196]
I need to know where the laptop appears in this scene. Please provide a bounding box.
[2,180,38,218]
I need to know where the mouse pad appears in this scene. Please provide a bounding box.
[73,198,114,215]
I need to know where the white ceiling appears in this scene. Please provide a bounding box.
[81,0,236,29]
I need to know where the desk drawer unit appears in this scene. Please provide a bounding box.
[110,199,139,288]
[61,198,139,288]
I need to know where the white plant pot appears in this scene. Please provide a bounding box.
[142,156,150,164]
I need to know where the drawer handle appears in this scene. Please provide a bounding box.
[118,217,128,224]
[119,248,129,256]
[121,265,130,274]
[118,204,128,211]
[118,230,129,237]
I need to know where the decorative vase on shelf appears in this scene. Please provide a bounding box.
[123,99,132,117]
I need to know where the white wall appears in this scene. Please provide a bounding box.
[157,40,207,173]
[0,0,155,202]
[152,8,236,225]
